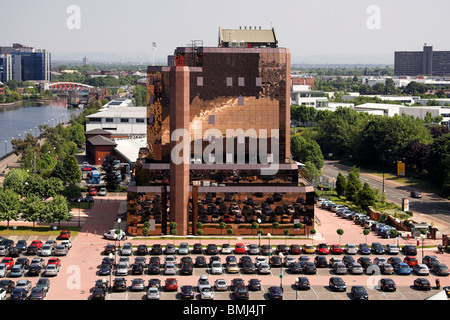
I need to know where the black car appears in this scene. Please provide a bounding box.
[342,255,355,267]
[422,255,440,267]
[414,278,431,291]
[16,240,27,252]
[136,245,148,255]
[0,279,15,293]
[351,286,368,300]
[431,263,449,276]
[269,256,283,267]
[379,278,396,292]
[206,244,218,255]
[387,257,402,266]
[131,263,144,275]
[27,264,42,276]
[209,256,221,267]
[314,256,328,268]
[15,257,30,269]
[371,242,385,254]
[248,278,261,291]
[329,277,346,292]
[103,244,116,255]
[180,262,193,275]
[148,263,160,275]
[91,288,106,300]
[192,243,203,254]
[239,256,252,267]
[242,262,256,274]
[149,256,160,266]
[234,286,249,300]
[303,261,317,274]
[275,245,289,255]
[150,244,162,255]
[357,257,372,269]
[26,245,39,255]
[28,287,47,300]
[180,285,194,299]
[164,244,176,255]
[10,288,28,300]
[230,278,245,291]
[94,279,109,292]
[268,286,283,300]
[8,247,22,257]
[148,278,161,288]
[181,256,193,264]
[289,262,303,274]
[195,256,207,268]
[260,245,272,256]
[402,245,417,256]
[98,264,112,276]
[101,257,116,267]
[295,277,310,290]
[112,278,127,292]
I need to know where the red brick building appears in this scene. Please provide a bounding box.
[292,76,315,90]
[86,134,117,165]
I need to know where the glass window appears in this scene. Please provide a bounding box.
[226,77,233,86]
[238,77,245,86]
[197,77,203,86]
[120,118,129,123]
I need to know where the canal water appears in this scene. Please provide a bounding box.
[0,99,81,158]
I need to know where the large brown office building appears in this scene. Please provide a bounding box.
[395,45,450,76]
[126,27,315,236]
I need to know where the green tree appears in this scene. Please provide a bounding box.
[3,169,29,195]
[290,135,324,170]
[357,182,376,210]
[336,228,344,244]
[363,228,370,243]
[427,133,450,195]
[142,227,149,237]
[133,85,147,107]
[300,161,322,183]
[219,221,227,237]
[272,221,280,234]
[0,189,20,229]
[335,173,347,197]
[227,228,233,243]
[42,195,71,228]
[21,194,45,229]
[345,169,362,201]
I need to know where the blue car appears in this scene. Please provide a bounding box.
[359,243,371,255]
[268,286,283,300]
[9,264,25,277]
[395,263,411,275]
[10,288,28,300]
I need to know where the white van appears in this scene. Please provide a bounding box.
[103,229,126,240]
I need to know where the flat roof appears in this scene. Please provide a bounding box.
[219,27,277,45]
[87,106,146,118]
[87,135,117,146]
[114,138,147,164]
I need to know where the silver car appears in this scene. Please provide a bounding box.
[284,256,296,267]
[255,256,267,267]
[385,244,400,255]
[0,246,8,256]
[178,242,189,255]
[248,244,260,255]
[146,286,160,300]
[60,240,72,250]
[413,263,430,276]
[54,245,67,256]
[164,255,176,264]
[0,264,7,278]
[259,263,271,274]
[120,243,133,256]
[214,279,228,291]
[15,279,32,292]
[374,257,388,266]
[40,245,54,257]
[345,244,358,255]
[9,265,25,277]
[221,244,232,254]
[197,275,211,292]
[164,263,177,275]
[349,262,364,275]
[333,262,347,275]
[210,262,223,275]
[116,263,129,276]
[44,264,58,276]
[118,256,130,268]
[200,287,214,300]
[380,263,395,275]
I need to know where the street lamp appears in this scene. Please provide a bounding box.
[420,234,426,260]
[78,199,81,228]
[108,253,114,293]
[257,218,261,248]
[117,218,122,249]
[278,252,284,289]
[267,233,272,257]
[382,149,392,193]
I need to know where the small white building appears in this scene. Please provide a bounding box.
[86,106,146,138]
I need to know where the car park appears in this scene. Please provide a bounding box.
[414,278,431,291]
[178,242,190,255]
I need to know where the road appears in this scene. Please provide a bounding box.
[321,160,450,232]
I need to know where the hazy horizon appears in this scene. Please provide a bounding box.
[2,0,449,65]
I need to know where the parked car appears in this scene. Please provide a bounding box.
[371,242,385,254]
[54,245,68,256]
[98,188,107,196]
[431,263,449,276]
[301,244,315,254]
[180,285,194,299]
[351,286,368,300]
[146,286,160,300]
[295,277,311,290]
[214,279,228,291]
[410,191,422,198]
[331,244,343,254]
[0,279,15,293]
[268,286,283,300]
[402,245,417,256]
[9,264,25,277]
[344,244,358,255]
[414,278,431,291]
[413,264,430,276]
[358,243,371,255]
[379,278,396,292]
[197,275,211,292]
[234,286,249,300]
[10,288,28,300]
[316,243,330,255]
[44,264,59,277]
[385,244,400,255]
[314,256,328,268]
[0,264,7,278]
[422,255,440,267]
[394,263,411,275]
[380,263,395,275]
[178,242,190,255]
[404,256,419,267]
[247,278,261,291]
[348,262,364,275]
[329,277,346,292]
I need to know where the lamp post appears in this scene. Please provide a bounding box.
[420,234,426,260]
[257,218,261,248]
[382,149,392,194]
[108,253,114,293]
[279,252,284,290]
[267,233,272,257]
[78,199,81,227]
[117,218,122,249]
[4,140,7,155]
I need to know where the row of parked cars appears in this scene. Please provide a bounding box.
[0,256,63,278]
[0,238,72,258]
[0,278,51,300]
[318,198,400,238]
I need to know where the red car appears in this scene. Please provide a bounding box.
[331,244,343,254]
[235,243,246,254]
[404,256,419,267]
[289,244,302,254]
[30,240,43,249]
[1,257,14,269]
[165,278,178,291]
[48,258,62,268]
[316,243,330,255]
[58,230,71,240]
[88,188,97,196]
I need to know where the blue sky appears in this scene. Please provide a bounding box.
[1,0,449,64]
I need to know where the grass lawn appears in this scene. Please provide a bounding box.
[68,201,93,210]
[0,225,80,236]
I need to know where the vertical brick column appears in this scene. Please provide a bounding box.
[169,66,190,236]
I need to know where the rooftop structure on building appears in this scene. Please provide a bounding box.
[218,26,278,48]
